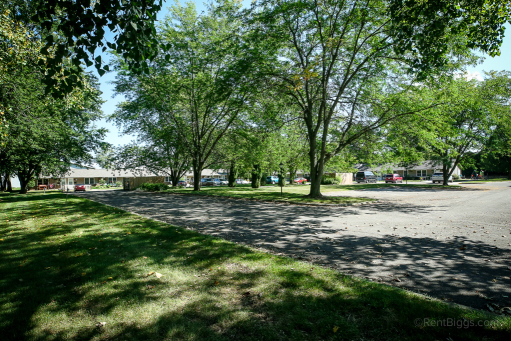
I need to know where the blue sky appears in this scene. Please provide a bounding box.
[92,1,511,148]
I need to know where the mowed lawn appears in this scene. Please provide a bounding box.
[163,183,459,204]
[0,192,509,341]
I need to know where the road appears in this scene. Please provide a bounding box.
[79,182,511,311]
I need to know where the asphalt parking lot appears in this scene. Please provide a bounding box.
[79,181,511,311]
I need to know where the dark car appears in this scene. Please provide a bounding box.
[355,171,377,183]
[384,173,403,183]
[74,184,86,192]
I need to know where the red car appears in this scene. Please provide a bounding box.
[294,177,307,184]
[384,174,403,183]
[74,184,86,192]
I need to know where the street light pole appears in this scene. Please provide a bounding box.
[279,162,284,197]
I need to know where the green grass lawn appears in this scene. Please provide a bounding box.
[1,192,509,341]
[459,178,511,183]
[161,182,461,204]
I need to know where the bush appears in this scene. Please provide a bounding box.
[139,183,169,191]
[452,174,460,180]
[321,175,342,185]
[116,181,122,187]
[98,179,106,186]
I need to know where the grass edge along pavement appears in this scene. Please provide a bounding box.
[153,183,463,205]
[1,192,509,341]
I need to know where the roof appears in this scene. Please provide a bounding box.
[353,160,449,172]
[41,168,228,178]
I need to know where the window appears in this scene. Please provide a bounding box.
[107,177,117,184]
[416,170,427,177]
[84,178,95,184]
[165,177,171,183]
[68,178,74,185]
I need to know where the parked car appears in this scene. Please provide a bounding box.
[236,179,249,184]
[205,178,222,186]
[74,184,86,192]
[384,173,403,183]
[431,173,453,183]
[294,177,307,184]
[220,179,228,185]
[266,175,279,184]
[355,171,377,183]
[178,180,191,187]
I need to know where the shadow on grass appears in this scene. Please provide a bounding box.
[0,193,509,340]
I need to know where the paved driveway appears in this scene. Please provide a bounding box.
[79,182,511,310]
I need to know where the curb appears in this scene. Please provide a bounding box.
[270,199,377,207]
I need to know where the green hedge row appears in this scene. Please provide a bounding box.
[139,183,169,191]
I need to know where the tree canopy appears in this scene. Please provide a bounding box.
[1,0,163,94]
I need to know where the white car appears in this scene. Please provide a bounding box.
[220,179,228,185]
[235,179,249,184]
[431,172,453,183]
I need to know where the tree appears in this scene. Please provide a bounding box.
[105,125,191,187]
[404,72,511,185]
[248,0,511,197]
[1,72,106,194]
[250,0,460,197]
[114,1,260,191]
[1,10,107,194]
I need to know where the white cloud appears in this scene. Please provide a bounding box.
[454,71,483,81]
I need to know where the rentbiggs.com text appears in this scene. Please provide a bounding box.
[414,318,502,329]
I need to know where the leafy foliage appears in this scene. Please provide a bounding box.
[389,0,511,77]
[0,10,107,193]
[1,0,163,94]
[139,182,169,191]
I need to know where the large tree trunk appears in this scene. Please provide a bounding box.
[309,174,322,197]
[228,161,236,187]
[308,146,324,197]
[192,166,202,191]
[251,164,261,188]
[170,169,180,187]
[17,168,35,194]
[0,173,6,191]
[19,177,29,194]
[6,178,12,192]
[442,162,449,186]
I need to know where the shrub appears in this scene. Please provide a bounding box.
[452,174,460,181]
[139,183,169,191]
[98,179,106,186]
[278,173,286,187]
[116,181,122,187]
[321,175,341,185]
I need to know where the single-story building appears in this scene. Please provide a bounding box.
[36,168,143,191]
[353,160,462,180]
[37,168,231,191]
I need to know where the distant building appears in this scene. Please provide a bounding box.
[354,160,462,180]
